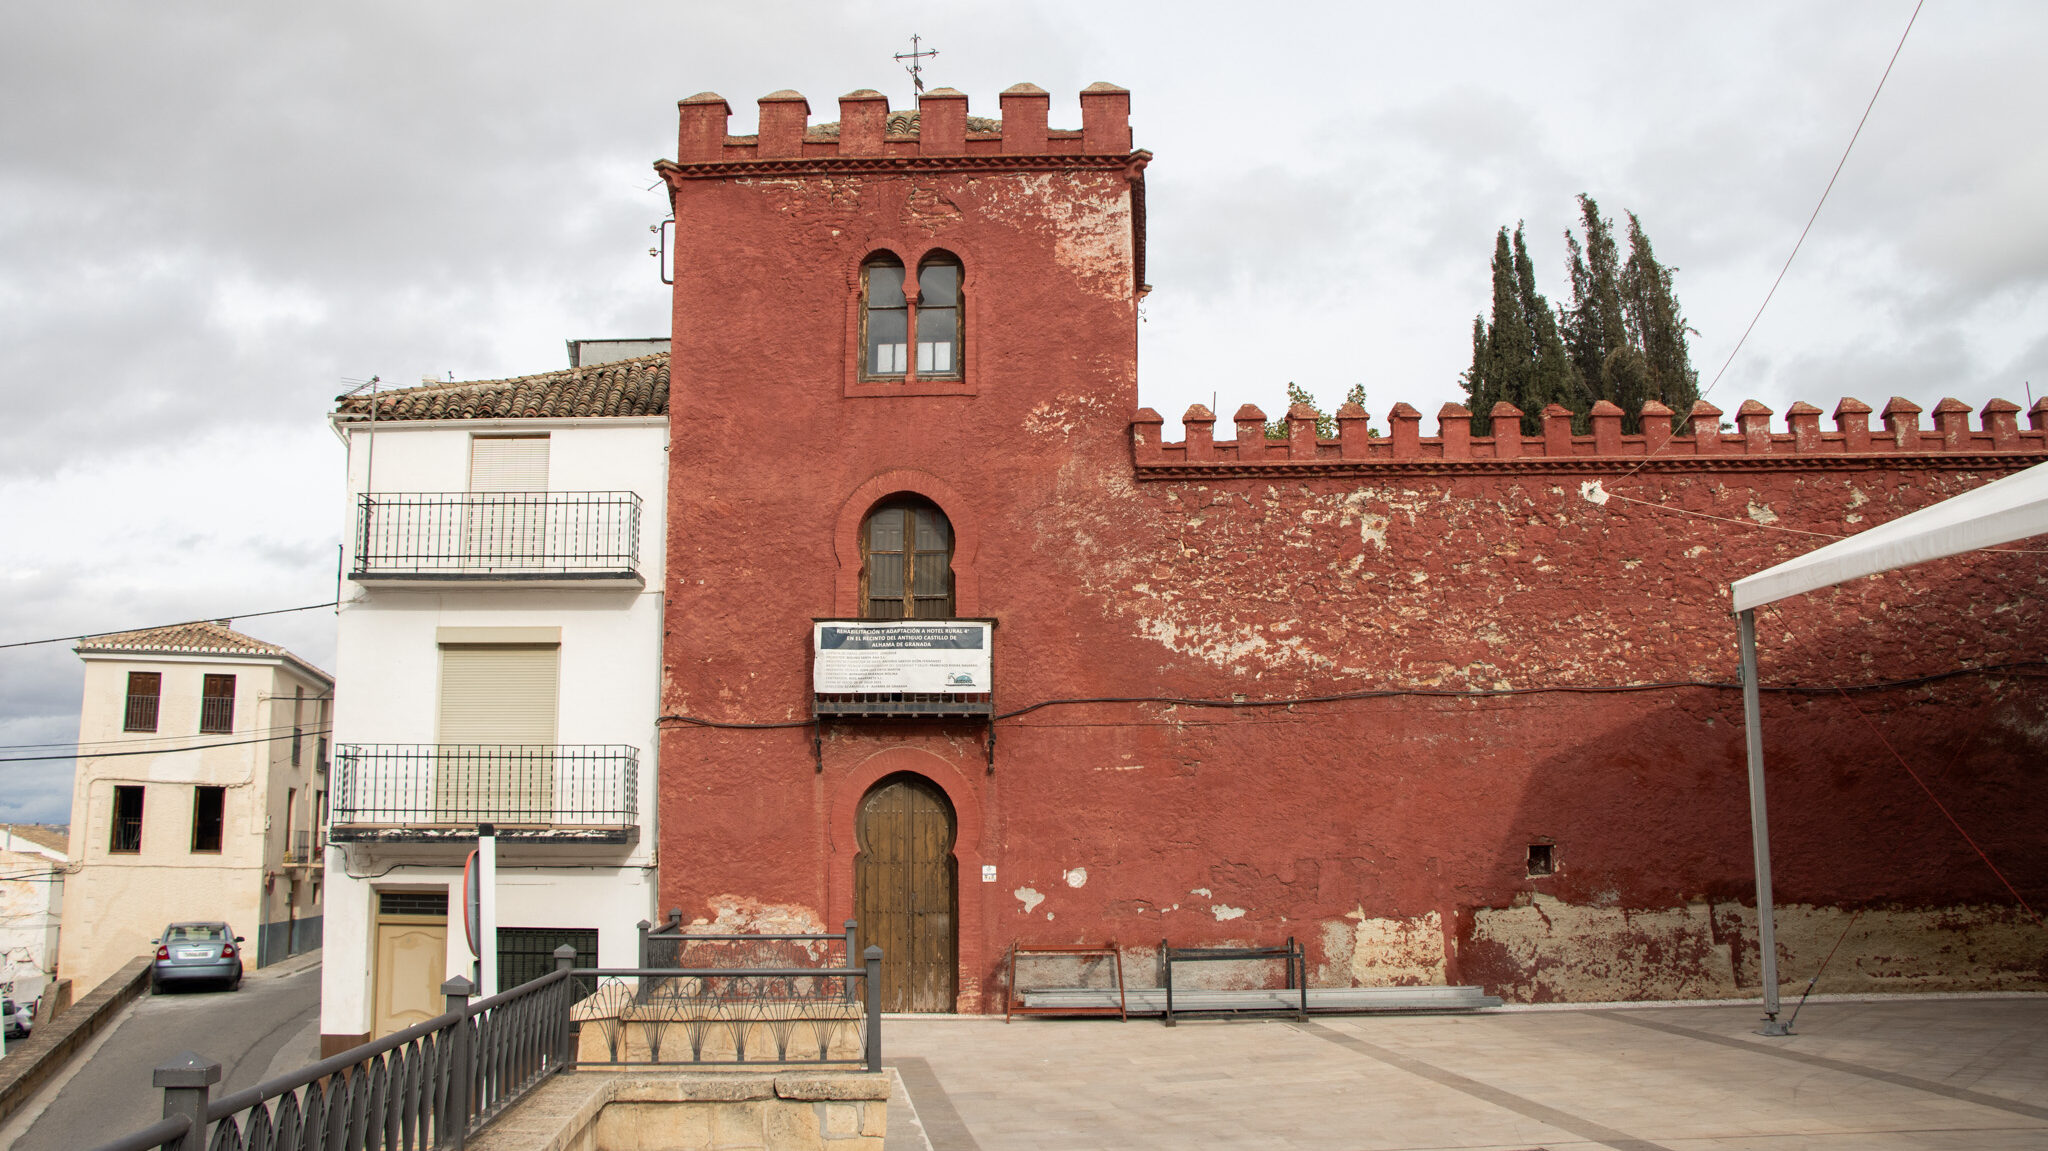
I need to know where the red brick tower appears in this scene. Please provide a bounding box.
[657,84,1148,1010]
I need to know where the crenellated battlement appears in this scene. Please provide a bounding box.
[1132,396,2048,476]
[660,82,1139,176]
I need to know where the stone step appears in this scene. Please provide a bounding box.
[1019,986,1503,1015]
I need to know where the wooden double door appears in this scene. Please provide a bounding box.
[853,774,958,1012]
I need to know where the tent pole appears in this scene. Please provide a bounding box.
[1739,608,1789,1035]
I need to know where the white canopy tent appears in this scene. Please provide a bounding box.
[1727,459,2048,1033]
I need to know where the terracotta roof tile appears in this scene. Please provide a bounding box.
[335,353,669,423]
[804,110,1002,141]
[78,620,290,658]
[0,825,69,856]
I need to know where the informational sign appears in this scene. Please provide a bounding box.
[813,620,993,694]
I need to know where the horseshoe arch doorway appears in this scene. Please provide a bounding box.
[853,773,958,1012]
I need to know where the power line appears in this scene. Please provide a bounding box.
[0,716,335,754]
[660,659,2047,731]
[0,602,339,652]
[0,727,330,764]
[1610,0,1924,488]
[1699,0,1923,402]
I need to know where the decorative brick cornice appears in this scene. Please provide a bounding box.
[1131,396,2048,479]
[661,83,1140,181]
[1133,453,2048,480]
[655,151,1145,183]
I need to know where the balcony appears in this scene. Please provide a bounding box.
[330,744,639,845]
[281,829,321,870]
[351,492,643,587]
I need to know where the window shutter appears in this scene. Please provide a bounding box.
[437,645,559,746]
[468,436,550,493]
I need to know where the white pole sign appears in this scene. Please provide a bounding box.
[813,621,992,693]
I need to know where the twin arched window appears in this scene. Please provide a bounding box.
[863,255,961,381]
[861,497,954,619]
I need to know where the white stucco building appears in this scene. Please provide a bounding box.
[0,824,67,1004]
[62,622,332,995]
[320,349,667,1054]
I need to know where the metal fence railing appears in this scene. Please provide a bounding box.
[353,491,642,577]
[88,938,885,1151]
[89,962,574,1151]
[122,693,160,732]
[331,744,638,830]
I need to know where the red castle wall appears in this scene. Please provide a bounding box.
[658,84,2048,1010]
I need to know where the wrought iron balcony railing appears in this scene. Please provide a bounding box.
[352,491,642,580]
[122,693,160,732]
[331,744,639,843]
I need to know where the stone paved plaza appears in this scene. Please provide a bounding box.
[882,996,2048,1150]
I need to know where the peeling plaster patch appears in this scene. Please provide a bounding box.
[1336,912,1448,986]
[700,896,824,934]
[1190,888,1211,897]
[1746,501,1780,525]
[1064,868,1088,888]
[1470,896,1732,1002]
[1014,887,1045,914]
[1469,897,2048,1003]
[1025,394,1106,440]
[1212,904,1245,921]
[1848,486,1869,509]
[1357,514,1390,551]
[1685,545,1710,558]
[1579,480,1610,505]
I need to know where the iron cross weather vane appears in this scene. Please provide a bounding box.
[895,34,938,106]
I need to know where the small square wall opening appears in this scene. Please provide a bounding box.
[1527,843,1555,877]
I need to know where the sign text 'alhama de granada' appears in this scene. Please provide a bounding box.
[812,621,992,694]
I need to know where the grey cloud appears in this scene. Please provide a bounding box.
[7,0,2048,826]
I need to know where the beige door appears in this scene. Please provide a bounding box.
[436,644,559,823]
[373,897,449,1037]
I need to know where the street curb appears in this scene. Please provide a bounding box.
[255,948,323,980]
[0,956,153,1127]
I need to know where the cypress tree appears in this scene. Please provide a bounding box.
[1461,315,1494,435]
[1562,195,1629,424]
[1619,211,1699,426]
[1465,199,1695,436]
[1483,227,1538,433]
[1514,224,1580,430]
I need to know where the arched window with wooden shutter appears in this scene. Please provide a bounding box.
[861,498,954,619]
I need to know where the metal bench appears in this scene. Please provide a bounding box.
[1159,937,1305,1026]
[1004,941,1127,1022]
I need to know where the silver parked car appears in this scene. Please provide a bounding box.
[151,922,244,992]
[2,997,29,1041]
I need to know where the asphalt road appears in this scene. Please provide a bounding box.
[10,957,321,1151]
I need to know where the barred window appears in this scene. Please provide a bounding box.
[124,672,161,733]
[200,674,236,734]
[111,785,144,854]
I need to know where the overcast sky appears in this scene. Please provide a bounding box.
[3,2,2042,824]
